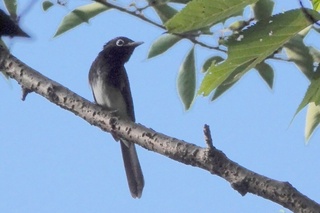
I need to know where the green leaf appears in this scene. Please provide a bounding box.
[54,2,109,37]
[284,28,314,80]
[199,9,320,96]
[211,68,244,101]
[211,57,275,102]
[228,20,247,32]
[177,47,196,110]
[202,56,224,72]
[4,0,17,17]
[308,46,320,63]
[252,0,274,21]
[42,1,54,11]
[148,34,181,58]
[255,62,274,88]
[295,76,320,117]
[153,4,178,23]
[165,0,258,33]
[305,102,320,141]
[312,0,320,11]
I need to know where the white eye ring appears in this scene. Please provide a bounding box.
[116,39,125,46]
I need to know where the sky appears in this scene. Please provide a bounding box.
[0,0,320,213]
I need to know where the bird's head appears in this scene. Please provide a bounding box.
[101,37,143,65]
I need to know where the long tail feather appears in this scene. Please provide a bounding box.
[120,140,144,198]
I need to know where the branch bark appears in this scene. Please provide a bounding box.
[0,46,319,213]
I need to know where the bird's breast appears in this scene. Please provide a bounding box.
[91,75,128,118]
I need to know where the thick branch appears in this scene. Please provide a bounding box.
[0,47,319,213]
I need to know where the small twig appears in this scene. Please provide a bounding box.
[189,37,226,52]
[203,124,214,150]
[19,0,40,20]
[95,0,165,29]
[269,56,289,62]
[21,86,32,101]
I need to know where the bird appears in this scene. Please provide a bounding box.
[0,9,29,38]
[89,36,144,198]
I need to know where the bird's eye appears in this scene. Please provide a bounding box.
[116,39,125,46]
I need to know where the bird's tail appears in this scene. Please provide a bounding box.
[120,140,144,198]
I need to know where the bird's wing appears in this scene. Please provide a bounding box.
[120,66,135,122]
[88,59,98,103]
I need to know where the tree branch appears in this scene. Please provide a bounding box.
[93,0,223,51]
[0,46,319,213]
[95,0,165,29]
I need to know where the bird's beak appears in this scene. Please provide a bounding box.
[127,41,144,47]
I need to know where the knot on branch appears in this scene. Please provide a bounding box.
[21,86,32,101]
[109,116,117,129]
[231,178,249,196]
[47,84,59,102]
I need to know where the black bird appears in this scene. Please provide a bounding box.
[0,9,29,37]
[89,37,144,198]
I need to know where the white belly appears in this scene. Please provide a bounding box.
[91,77,128,118]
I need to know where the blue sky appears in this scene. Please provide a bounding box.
[1,0,320,212]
